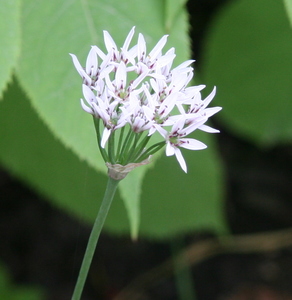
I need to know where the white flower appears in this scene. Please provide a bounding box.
[137,34,173,70]
[70,27,221,171]
[103,27,136,64]
[156,117,207,172]
[185,87,222,133]
[70,50,113,88]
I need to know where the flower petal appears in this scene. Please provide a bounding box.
[115,61,127,90]
[137,33,146,61]
[101,127,111,148]
[86,47,98,75]
[199,124,220,133]
[148,35,168,60]
[165,142,175,156]
[174,148,187,173]
[202,86,216,109]
[204,106,222,117]
[179,138,207,150]
[69,53,91,84]
[80,98,93,114]
[103,30,118,53]
[122,26,135,51]
[82,84,96,103]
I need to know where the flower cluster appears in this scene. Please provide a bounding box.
[70,27,221,173]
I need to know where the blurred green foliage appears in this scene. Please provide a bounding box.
[284,0,292,25]
[202,0,292,145]
[0,263,43,300]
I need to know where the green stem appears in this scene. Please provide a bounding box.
[124,132,142,164]
[120,128,135,164]
[108,130,116,164]
[128,133,151,162]
[71,176,120,300]
[116,126,125,159]
[136,141,165,162]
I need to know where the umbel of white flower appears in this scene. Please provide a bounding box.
[70,27,221,176]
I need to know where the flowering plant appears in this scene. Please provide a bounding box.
[70,27,221,299]
[70,27,221,176]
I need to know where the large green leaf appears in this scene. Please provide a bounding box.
[202,0,292,145]
[0,0,21,98]
[15,0,190,237]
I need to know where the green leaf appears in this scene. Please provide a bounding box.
[202,0,292,146]
[284,0,292,26]
[0,0,21,99]
[119,167,146,239]
[165,0,189,32]
[15,0,190,237]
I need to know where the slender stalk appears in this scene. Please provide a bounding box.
[71,177,120,300]
[116,126,125,159]
[124,132,142,164]
[127,133,150,163]
[136,141,165,162]
[108,131,116,164]
[120,128,135,164]
[118,126,133,162]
